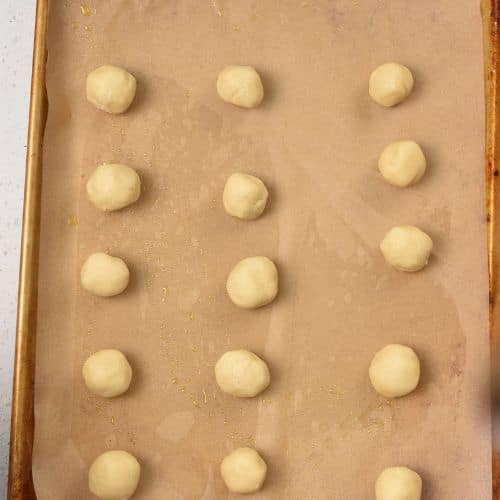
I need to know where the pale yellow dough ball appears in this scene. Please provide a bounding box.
[217,66,264,108]
[380,226,433,272]
[369,63,414,107]
[375,466,422,500]
[87,164,141,211]
[82,349,132,398]
[86,65,137,114]
[378,141,426,187]
[226,256,278,309]
[221,447,267,494]
[369,344,421,398]
[81,252,130,297]
[89,450,141,500]
[223,173,269,220]
[215,350,270,397]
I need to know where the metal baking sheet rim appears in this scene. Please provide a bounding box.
[7,0,500,498]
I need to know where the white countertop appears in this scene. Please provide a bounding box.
[0,1,36,497]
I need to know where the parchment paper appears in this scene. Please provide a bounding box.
[33,1,492,498]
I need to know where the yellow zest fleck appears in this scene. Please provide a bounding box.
[68,214,78,226]
[80,4,92,16]
[211,0,223,16]
[328,386,345,398]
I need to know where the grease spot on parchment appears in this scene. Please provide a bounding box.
[156,411,195,441]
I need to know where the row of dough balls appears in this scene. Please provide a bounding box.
[86,146,425,218]
[370,63,425,500]
[80,223,433,301]
[89,448,421,498]
[89,455,421,498]
[83,344,420,404]
[89,449,422,499]
[86,137,426,213]
[87,61,413,112]
[84,344,421,497]
[215,67,277,496]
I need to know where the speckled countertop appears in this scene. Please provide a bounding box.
[0,1,36,497]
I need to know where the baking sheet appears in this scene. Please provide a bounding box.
[33,0,492,498]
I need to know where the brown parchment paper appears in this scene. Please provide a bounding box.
[33,1,492,498]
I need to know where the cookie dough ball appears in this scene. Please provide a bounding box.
[375,466,422,500]
[378,141,426,188]
[86,65,137,114]
[369,344,421,398]
[87,164,141,211]
[81,253,130,297]
[215,350,270,397]
[369,63,414,107]
[221,448,267,494]
[223,173,269,220]
[217,66,264,108]
[83,350,132,398]
[380,226,433,272]
[226,256,278,309]
[89,450,141,500]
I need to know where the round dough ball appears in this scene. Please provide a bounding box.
[369,63,414,107]
[226,256,278,309]
[217,66,264,108]
[221,447,267,494]
[83,349,132,398]
[81,252,130,297]
[369,344,421,398]
[380,226,433,272]
[375,466,422,500]
[215,350,270,397]
[223,173,269,220]
[378,141,426,188]
[89,450,141,500]
[86,65,137,114]
[87,164,141,211]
